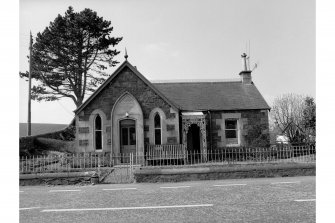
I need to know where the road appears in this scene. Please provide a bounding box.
[20,176,315,223]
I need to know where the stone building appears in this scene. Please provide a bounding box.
[74,54,270,157]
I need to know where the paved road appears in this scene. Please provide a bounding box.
[20,176,315,223]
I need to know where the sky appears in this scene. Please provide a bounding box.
[19,0,315,124]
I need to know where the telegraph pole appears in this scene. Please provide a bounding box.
[27,31,33,136]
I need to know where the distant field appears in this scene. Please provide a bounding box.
[19,123,68,137]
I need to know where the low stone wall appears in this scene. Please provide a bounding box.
[19,171,95,186]
[134,163,315,183]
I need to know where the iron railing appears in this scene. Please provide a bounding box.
[19,144,315,174]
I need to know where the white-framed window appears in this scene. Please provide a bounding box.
[225,119,238,145]
[154,113,162,145]
[94,114,103,150]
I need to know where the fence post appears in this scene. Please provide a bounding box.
[303,145,306,162]
[39,155,41,173]
[98,155,101,177]
[79,153,81,169]
[130,153,133,181]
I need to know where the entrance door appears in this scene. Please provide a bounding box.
[120,119,136,155]
[187,124,201,155]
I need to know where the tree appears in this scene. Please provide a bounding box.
[302,96,316,140]
[271,94,306,142]
[20,6,122,107]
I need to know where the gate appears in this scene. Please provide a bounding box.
[101,153,135,184]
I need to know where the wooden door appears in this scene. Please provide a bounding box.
[120,119,136,155]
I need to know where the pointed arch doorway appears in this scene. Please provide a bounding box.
[111,92,144,159]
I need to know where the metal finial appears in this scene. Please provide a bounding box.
[124,48,128,60]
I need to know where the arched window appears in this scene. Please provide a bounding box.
[94,114,103,150]
[154,113,161,145]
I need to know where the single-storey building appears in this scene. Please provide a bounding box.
[74,53,270,159]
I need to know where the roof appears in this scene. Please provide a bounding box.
[74,60,178,114]
[75,60,270,113]
[153,81,270,111]
[19,123,68,137]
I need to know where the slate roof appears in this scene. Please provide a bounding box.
[153,81,270,111]
[75,61,270,114]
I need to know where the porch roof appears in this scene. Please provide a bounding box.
[181,112,204,116]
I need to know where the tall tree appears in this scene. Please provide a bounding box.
[302,96,316,139]
[271,94,305,142]
[20,6,122,107]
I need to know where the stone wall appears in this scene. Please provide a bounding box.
[134,163,315,183]
[144,107,179,147]
[76,66,180,152]
[79,67,175,121]
[210,110,270,148]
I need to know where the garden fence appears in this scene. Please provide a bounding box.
[19,144,315,174]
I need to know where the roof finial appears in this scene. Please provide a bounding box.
[124,48,128,60]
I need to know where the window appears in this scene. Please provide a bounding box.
[94,115,103,150]
[120,119,136,146]
[154,113,161,145]
[225,119,238,144]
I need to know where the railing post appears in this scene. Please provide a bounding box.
[130,153,133,180]
[98,155,100,176]
[38,155,41,173]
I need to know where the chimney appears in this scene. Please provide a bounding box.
[239,53,252,84]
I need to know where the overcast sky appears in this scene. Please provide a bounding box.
[19,0,315,124]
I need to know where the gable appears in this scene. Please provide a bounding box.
[75,61,178,118]
[76,64,177,120]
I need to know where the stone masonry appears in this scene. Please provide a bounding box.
[210,110,270,149]
[76,66,179,152]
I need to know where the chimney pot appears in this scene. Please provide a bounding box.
[239,53,252,84]
[241,53,248,71]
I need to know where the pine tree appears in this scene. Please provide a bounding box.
[20,6,122,107]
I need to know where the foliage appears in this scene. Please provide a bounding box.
[271,94,315,143]
[20,6,122,107]
[19,124,76,156]
[302,96,316,139]
[247,124,270,147]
